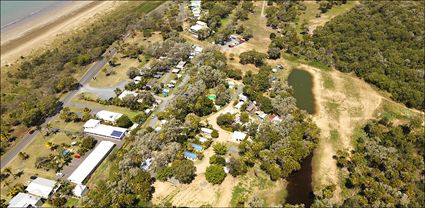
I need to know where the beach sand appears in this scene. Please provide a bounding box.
[1,1,122,66]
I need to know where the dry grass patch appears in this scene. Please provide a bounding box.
[89,57,138,88]
[1,132,74,199]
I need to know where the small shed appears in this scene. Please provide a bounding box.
[201,128,213,135]
[72,184,88,198]
[184,151,198,160]
[190,143,204,151]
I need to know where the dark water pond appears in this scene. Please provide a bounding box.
[285,154,314,207]
[285,68,316,207]
[288,68,316,114]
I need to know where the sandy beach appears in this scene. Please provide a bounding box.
[1,1,122,66]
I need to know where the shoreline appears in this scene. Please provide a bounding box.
[1,1,119,66]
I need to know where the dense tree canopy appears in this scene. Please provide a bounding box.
[331,118,424,207]
[310,1,424,110]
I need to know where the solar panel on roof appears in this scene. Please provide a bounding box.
[110,130,123,138]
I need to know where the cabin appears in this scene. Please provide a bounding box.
[235,101,244,110]
[184,151,198,160]
[176,61,186,70]
[256,111,268,120]
[133,76,142,84]
[201,127,213,135]
[238,94,248,102]
[190,143,204,151]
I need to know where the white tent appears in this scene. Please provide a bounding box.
[26,177,56,198]
[68,141,115,185]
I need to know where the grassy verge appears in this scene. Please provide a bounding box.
[282,53,331,71]
[321,71,334,89]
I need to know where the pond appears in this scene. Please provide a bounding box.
[285,154,314,207]
[288,68,316,114]
[285,68,316,207]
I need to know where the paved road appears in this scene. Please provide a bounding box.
[0,51,114,169]
[79,80,129,100]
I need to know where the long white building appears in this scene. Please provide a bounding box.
[68,141,115,185]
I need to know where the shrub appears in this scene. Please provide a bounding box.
[205,165,226,185]
[213,143,227,155]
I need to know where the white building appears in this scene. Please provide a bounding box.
[176,61,186,69]
[83,119,127,140]
[201,127,213,135]
[235,101,244,110]
[118,90,138,100]
[228,80,235,89]
[96,110,122,123]
[72,184,88,198]
[8,193,42,208]
[232,131,247,142]
[26,177,57,199]
[238,94,248,102]
[171,68,180,73]
[256,111,268,120]
[68,141,115,185]
[133,76,142,84]
[190,21,209,37]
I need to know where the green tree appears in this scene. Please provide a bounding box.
[213,143,227,155]
[156,166,173,181]
[116,115,133,128]
[171,160,196,184]
[209,155,226,166]
[205,165,226,185]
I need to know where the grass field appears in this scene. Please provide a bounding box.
[89,57,137,88]
[0,132,76,200]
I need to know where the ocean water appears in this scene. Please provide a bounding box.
[0,1,64,29]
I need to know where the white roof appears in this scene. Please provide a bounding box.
[26,177,56,198]
[118,90,138,100]
[72,184,87,197]
[199,137,208,143]
[256,111,268,119]
[190,24,204,32]
[239,94,248,101]
[235,101,244,109]
[172,68,180,73]
[84,120,128,140]
[176,61,186,69]
[8,193,41,208]
[83,119,100,128]
[96,110,122,123]
[232,131,247,141]
[194,46,203,53]
[201,127,213,134]
[196,21,207,26]
[68,141,115,184]
[133,76,142,81]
